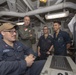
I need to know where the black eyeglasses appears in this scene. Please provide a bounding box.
[3,30,17,34]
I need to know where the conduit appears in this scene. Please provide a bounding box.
[0,2,76,17]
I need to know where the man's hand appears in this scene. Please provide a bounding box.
[38,51,41,57]
[46,51,50,55]
[66,44,71,49]
[29,34,33,39]
[30,34,32,37]
[25,54,35,67]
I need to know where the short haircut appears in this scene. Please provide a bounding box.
[24,15,30,19]
[53,21,61,25]
[43,26,48,29]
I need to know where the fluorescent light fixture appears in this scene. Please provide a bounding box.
[40,0,47,3]
[16,22,24,25]
[45,11,69,19]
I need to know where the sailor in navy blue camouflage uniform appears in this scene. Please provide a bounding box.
[0,23,45,75]
[38,26,53,60]
[53,21,71,56]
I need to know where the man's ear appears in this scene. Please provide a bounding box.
[1,31,4,36]
[59,25,61,28]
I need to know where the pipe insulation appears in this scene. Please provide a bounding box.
[0,2,76,17]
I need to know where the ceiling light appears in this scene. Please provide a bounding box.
[40,0,47,3]
[16,22,24,25]
[45,11,69,19]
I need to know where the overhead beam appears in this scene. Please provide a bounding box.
[0,19,16,24]
[0,0,6,4]
[23,0,45,24]
[7,0,17,11]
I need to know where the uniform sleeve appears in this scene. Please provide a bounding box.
[64,32,71,44]
[21,43,35,56]
[50,36,53,45]
[30,30,36,44]
[37,37,41,47]
[0,60,27,75]
[24,46,35,55]
[30,29,36,39]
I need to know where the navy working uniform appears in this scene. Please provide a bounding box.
[53,30,71,56]
[38,35,53,60]
[0,61,26,75]
[0,39,45,75]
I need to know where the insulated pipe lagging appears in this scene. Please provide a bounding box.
[0,2,76,17]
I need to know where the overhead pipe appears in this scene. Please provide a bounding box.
[23,0,45,23]
[0,20,16,24]
[22,2,76,15]
[0,2,76,17]
[0,0,6,4]
[55,0,63,4]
